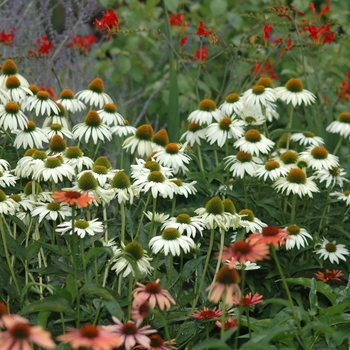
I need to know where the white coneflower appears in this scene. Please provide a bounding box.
[314,238,349,264]
[170,178,197,198]
[56,218,104,238]
[206,115,246,147]
[274,78,316,106]
[255,159,288,181]
[275,150,299,170]
[154,143,191,175]
[224,151,262,179]
[14,149,44,178]
[25,90,60,116]
[32,201,71,223]
[111,120,136,137]
[0,170,18,188]
[62,146,93,172]
[219,93,244,117]
[0,59,29,89]
[187,99,224,126]
[42,103,70,130]
[97,103,125,126]
[326,112,350,138]
[285,225,312,250]
[0,101,28,131]
[241,85,276,112]
[44,123,73,140]
[161,213,204,238]
[0,189,19,215]
[299,146,339,170]
[72,110,112,144]
[330,190,350,206]
[149,228,195,256]
[152,129,169,152]
[13,121,49,149]
[314,166,348,188]
[110,170,139,204]
[234,129,275,156]
[180,122,207,147]
[273,167,319,198]
[75,78,113,109]
[238,107,266,126]
[4,75,33,103]
[131,158,173,179]
[238,209,267,233]
[123,124,155,157]
[56,89,86,113]
[290,132,324,147]
[0,159,10,172]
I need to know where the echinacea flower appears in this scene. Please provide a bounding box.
[330,190,350,206]
[314,238,349,264]
[52,190,96,207]
[276,150,299,170]
[32,201,71,223]
[249,226,291,247]
[290,132,324,147]
[234,129,275,156]
[180,122,207,146]
[132,279,176,310]
[187,99,224,126]
[207,265,241,307]
[238,209,267,233]
[123,124,155,157]
[232,292,264,307]
[315,269,343,282]
[0,59,29,89]
[161,213,204,238]
[191,306,222,319]
[133,334,177,350]
[230,261,261,270]
[241,85,276,113]
[0,101,28,131]
[57,323,122,350]
[25,90,60,116]
[285,224,312,250]
[75,78,113,108]
[149,228,195,256]
[110,170,139,204]
[43,123,73,140]
[314,167,348,189]
[274,78,316,106]
[215,316,238,330]
[0,314,56,350]
[13,120,49,148]
[224,151,263,179]
[299,145,339,170]
[111,120,136,137]
[103,317,157,350]
[219,92,244,117]
[62,146,94,172]
[4,75,33,103]
[56,218,104,238]
[326,112,350,138]
[255,159,288,181]
[56,88,86,113]
[0,189,19,215]
[97,103,125,126]
[0,170,18,188]
[170,178,197,198]
[239,106,266,125]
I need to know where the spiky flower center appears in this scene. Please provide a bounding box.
[45,157,62,168]
[32,150,47,160]
[285,78,303,93]
[188,122,202,132]
[50,134,66,152]
[5,101,20,114]
[60,89,74,99]
[65,146,83,159]
[287,224,300,235]
[245,116,257,124]
[329,166,340,177]
[85,111,101,127]
[2,59,18,75]
[161,227,181,240]
[338,112,350,123]
[176,213,191,224]
[171,178,183,186]
[28,85,39,95]
[216,265,241,284]
[265,160,280,170]
[280,151,298,164]
[344,190,350,196]
[302,131,315,138]
[325,242,337,253]
[94,156,112,169]
[93,165,108,175]
[23,181,42,196]
[103,103,117,113]
[153,129,169,147]
[149,335,164,347]
[50,123,62,131]
[147,171,165,183]
[239,209,255,221]
[78,172,98,190]
[225,93,240,103]
[145,281,162,294]
[219,117,232,131]
[286,168,306,184]
[9,194,21,202]
[222,199,236,214]
[56,103,66,116]
[6,75,20,89]
[252,85,265,95]
[198,99,216,111]
[205,196,224,215]
[245,129,261,143]
[144,161,160,172]
[121,322,137,335]
[257,77,274,88]
[9,322,30,340]
[47,202,61,211]
[165,143,179,154]
[24,148,37,157]
[0,189,7,202]
[236,151,252,163]
[124,241,144,260]
[232,241,251,254]
[311,146,328,159]
[36,91,49,101]
[88,78,104,93]
[75,220,89,229]
[111,171,130,189]
[80,324,99,339]
[24,121,36,132]
[136,124,154,141]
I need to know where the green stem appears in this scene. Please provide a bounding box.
[166,254,173,290]
[286,105,295,150]
[243,177,248,208]
[135,193,151,240]
[127,275,134,320]
[245,309,252,338]
[211,232,225,295]
[120,202,126,244]
[234,269,246,350]
[290,194,297,224]
[149,196,157,239]
[333,136,343,155]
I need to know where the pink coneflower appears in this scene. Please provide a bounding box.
[57,323,122,350]
[131,300,150,323]
[207,265,241,307]
[132,279,176,311]
[0,302,8,327]
[191,306,222,319]
[134,334,178,350]
[232,292,264,307]
[249,226,290,247]
[215,316,238,330]
[104,317,157,350]
[0,315,56,350]
[315,269,343,283]
[222,239,270,267]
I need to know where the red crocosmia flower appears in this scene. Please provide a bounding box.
[232,292,264,307]
[338,72,350,101]
[197,21,210,37]
[272,37,283,44]
[323,31,334,44]
[194,46,209,61]
[315,269,343,282]
[215,316,238,330]
[252,59,278,80]
[191,306,222,319]
[52,190,96,208]
[180,36,188,51]
[249,226,291,247]
[40,85,56,101]
[169,13,184,27]
[263,23,272,46]
[0,28,16,45]
[310,3,316,21]
[95,9,119,30]
[67,35,97,54]
[280,39,293,56]
[319,1,331,18]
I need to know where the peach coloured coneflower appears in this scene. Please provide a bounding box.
[0,301,8,327]
[249,226,291,247]
[132,279,176,310]
[315,269,343,283]
[191,306,222,319]
[207,265,241,307]
[222,239,270,267]
[52,190,96,208]
[131,300,150,323]
[103,317,157,350]
[232,292,264,307]
[134,334,178,350]
[57,323,122,350]
[0,314,56,350]
[215,316,238,330]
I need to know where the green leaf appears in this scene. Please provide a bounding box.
[79,284,116,301]
[85,247,112,263]
[163,0,179,13]
[118,56,132,75]
[20,297,75,316]
[167,62,179,142]
[192,338,231,350]
[210,0,227,16]
[309,277,319,313]
[181,256,205,280]
[104,300,124,319]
